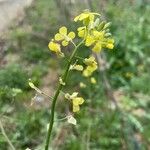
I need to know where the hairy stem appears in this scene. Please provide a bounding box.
[45,40,84,150]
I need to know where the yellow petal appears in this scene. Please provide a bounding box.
[87,64,97,72]
[54,33,64,41]
[74,13,89,22]
[74,15,80,22]
[59,26,67,35]
[73,98,80,106]
[62,40,69,46]
[106,43,114,49]
[78,30,85,38]
[85,35,95,46]
[48,41,61,52]
[78,97,84,104]
[77,26,85,31]
[93,31,105,40]
[74,12,100,22]
[78,13,89,21]
[107,38,115,43]
[84,56,96,66]
[73,105,80,112]
[89,14,94,22]
[73,97,84,106]
[68,32,75,39]
[83,69,91,77]
[92,42,102,52]
[83,62,97,77]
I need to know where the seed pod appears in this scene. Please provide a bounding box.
[104,22,111,29]
[105,33,112,37]
[94,18,100,27]
[98,21,105,30]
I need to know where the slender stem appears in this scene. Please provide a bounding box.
[45,40,84,150]
[75,55,85,60]
[0,120,16,150]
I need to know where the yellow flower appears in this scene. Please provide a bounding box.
[48,40,64,57]
[83,56,98,77]
[91,77,97,84]
[72,97,84,112]
[48,40,61,52]
[74,11,100,25]
[84,56,96,66]
[65,92,84,112]
[54,26,75,46]
[83,65,97,77]
[65,92,78,100]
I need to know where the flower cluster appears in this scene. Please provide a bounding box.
[75,10,114,53]
[47,10,114,120]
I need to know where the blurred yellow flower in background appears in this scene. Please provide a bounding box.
[79,82,86,88]
[91,77,97,84]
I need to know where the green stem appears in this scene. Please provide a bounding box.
[45,40,84,150]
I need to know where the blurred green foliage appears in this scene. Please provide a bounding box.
[0,64,28,90]
[105,1,150,86]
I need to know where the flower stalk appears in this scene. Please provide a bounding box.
[44,40,84,150]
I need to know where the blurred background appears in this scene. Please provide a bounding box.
[0,0,150,149]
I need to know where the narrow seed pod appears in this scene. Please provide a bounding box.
[98,21,105,30]
[104,22,111,29]
[94,18,100,27]
[105,33,112,37]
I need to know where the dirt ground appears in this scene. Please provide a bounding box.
[0,0,33,37]
[0,0,33,64]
